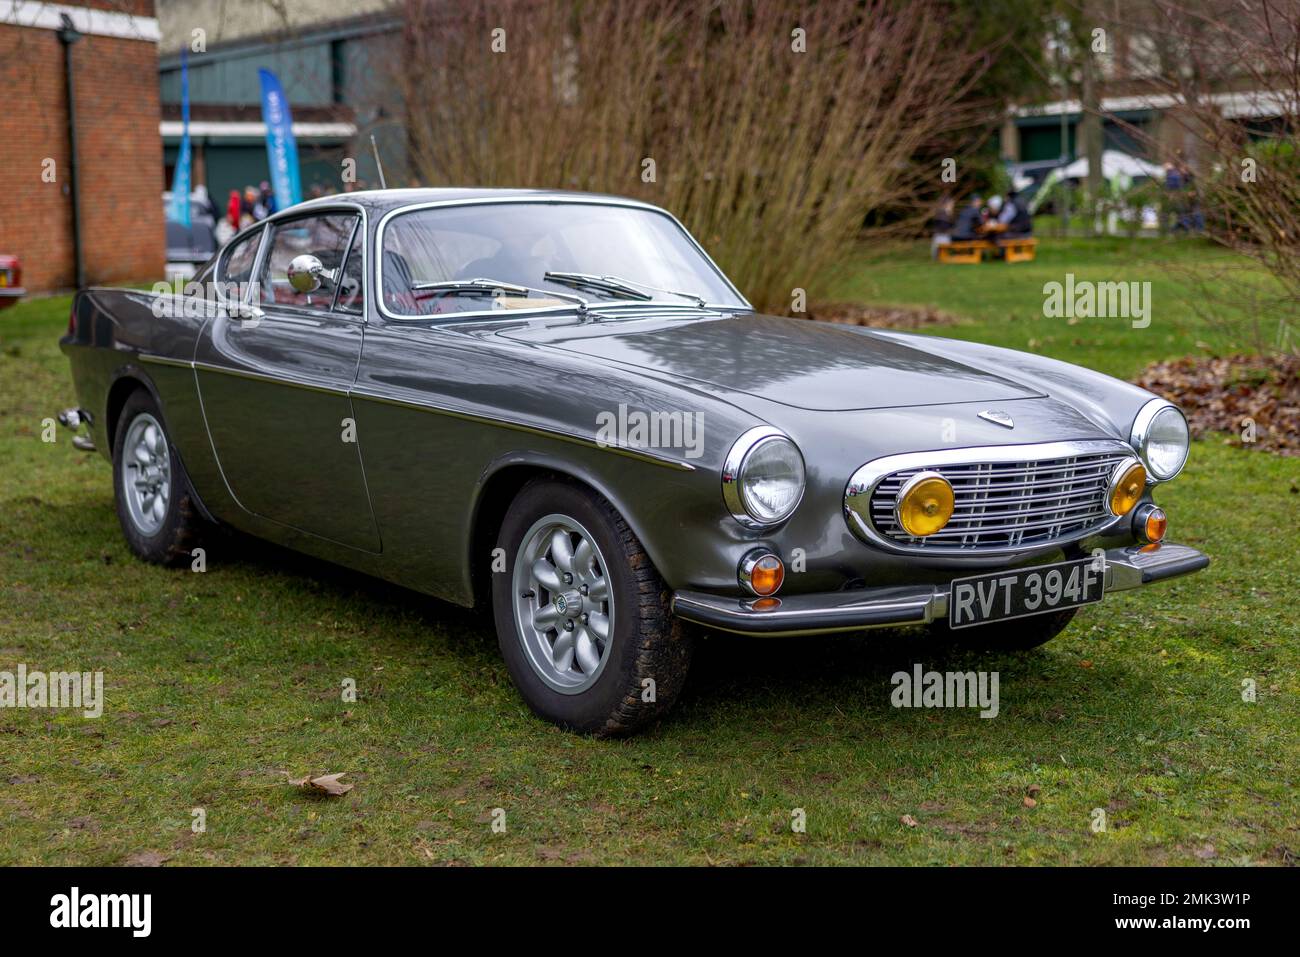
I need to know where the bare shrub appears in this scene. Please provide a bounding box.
[1108,0,1300,355]
[395,0,992,312]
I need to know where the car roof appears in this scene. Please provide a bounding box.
[288,187,665,217]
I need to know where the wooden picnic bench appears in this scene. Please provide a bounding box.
[937,236,1038,264]
[998,236,1038,263]
[937,240,994,264]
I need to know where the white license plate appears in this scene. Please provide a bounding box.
[948,558,1104,629]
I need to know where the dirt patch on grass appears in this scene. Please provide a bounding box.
[807,302,961,329]
[1135,354,1300,456]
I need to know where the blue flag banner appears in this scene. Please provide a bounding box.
[166,50,192,227]
[258,69,302,212]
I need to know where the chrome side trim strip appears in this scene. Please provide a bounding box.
[138,353,195,370]
[844,439,1133,557]
[349,387,696,471]
[177,354,696,472]
[193,360,344,397]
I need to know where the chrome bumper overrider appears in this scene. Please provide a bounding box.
[671,542,1209,637]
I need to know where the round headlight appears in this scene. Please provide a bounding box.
[722,427,806,526]
[1131,400,1189,482]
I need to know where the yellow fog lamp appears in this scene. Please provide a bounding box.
[895,471,955,538]
[1107,459,1147,517]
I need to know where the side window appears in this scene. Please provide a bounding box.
[333,225,365,314]
[258,214,357,309]
[217,227,262,300]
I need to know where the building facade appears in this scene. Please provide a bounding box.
[0,0,164,293]
[156,2,402,207]
[1004,19,1290,169]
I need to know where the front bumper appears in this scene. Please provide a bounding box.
[671,542,1209,636]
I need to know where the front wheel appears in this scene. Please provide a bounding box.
[491,478,692,736]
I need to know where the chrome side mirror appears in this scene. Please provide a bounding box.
[287,254,336,294]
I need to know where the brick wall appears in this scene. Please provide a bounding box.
[0,5,163,294]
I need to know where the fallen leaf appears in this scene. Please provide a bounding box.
[807,303,960,330]
[1079,659,1094,669]
[290,772,354,797]
[1023,796,1038,808]
[900,814,919,827]
[1135,354,1300,457]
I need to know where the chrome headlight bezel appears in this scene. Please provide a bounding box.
[722,426,806,528]
[1130,398,1190,483]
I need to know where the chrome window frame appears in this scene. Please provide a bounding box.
[844,439,1136,557]
[213,223,268,306]
[372,196,751,324]
[251,203,370,322]
[330,216,366,315]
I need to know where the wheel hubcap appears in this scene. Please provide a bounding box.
[512,514,614,694]
[120,413,171,536]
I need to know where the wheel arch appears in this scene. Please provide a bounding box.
[105,368,160,449]
[104,367,217,525]
[466,454,668,610]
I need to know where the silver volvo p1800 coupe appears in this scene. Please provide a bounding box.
[59,189,1208,735]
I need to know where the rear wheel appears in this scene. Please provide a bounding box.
[111,389,203,566]
[492,478,692,736]
[929,607,1078,651]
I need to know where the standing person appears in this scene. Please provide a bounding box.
[931,194,955,259]
[241,186,263,225]
[192,183,218,223]
[226,190,242,229]
[259,180,276,216]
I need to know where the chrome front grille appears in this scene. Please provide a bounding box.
[844,441,1135,553]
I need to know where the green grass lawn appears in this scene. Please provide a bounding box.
[830,235,1270,380]
[1,249,1297,865]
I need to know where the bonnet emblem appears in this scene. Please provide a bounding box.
[978,410,1015,429]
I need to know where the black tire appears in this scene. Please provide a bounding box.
[928,606,1078,651]
[111,388,204,567]
[492,477,693,736]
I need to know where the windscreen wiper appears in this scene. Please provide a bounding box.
[544,271,706,307]
[411,277,588,313]
[543,272,653,302]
